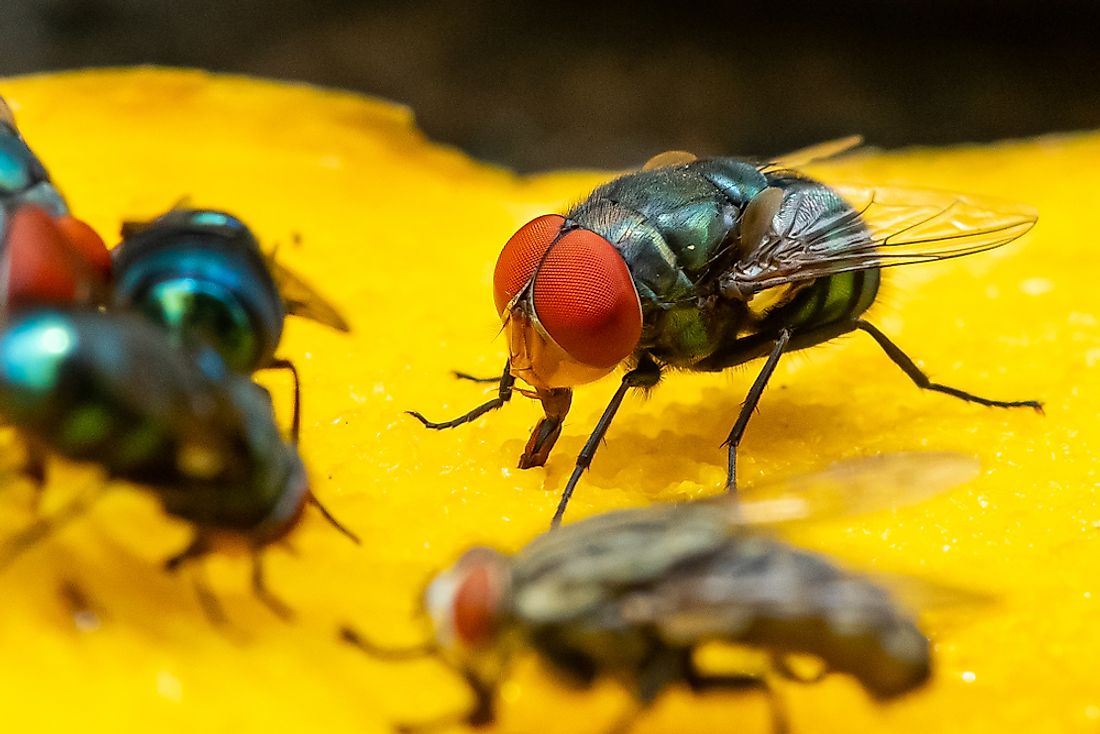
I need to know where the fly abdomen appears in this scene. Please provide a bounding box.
[735,543,929,699]
[740,596,930,699]
[762,268,880,340]
[661,536,929,699]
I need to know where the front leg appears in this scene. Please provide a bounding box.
[519,387,572,469]
[263,358,301,442]
[395,672,496,733]
[550,357,662,528]
[407,361,515,429]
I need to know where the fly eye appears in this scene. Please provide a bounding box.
[55,215,111,281]
[493,214,566,316]
[532,228,642,369]
[1,205,79,308]
[452,564,499,647]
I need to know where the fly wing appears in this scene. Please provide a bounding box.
[644,136,864,173]
[0,96,15,127]
[764,135,864,170]
[512,453,977,626]
[728,452,980,528]
[621,560,988,648]
[614,536,907,645]
[721,179,1037,293]
[511,502,735,625]
[269,259,351,332]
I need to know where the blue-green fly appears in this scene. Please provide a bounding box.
[411,140,1041,527]
[0,309,357,618]
[111,207,350,439]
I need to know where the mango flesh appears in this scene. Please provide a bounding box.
[0,68,1094,733]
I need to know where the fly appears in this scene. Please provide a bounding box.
[111,207,350,439]
[0,309,358,619]
[343,452,980,734]
[411,139,1041,526]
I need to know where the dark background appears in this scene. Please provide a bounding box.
[2,0,1097,171]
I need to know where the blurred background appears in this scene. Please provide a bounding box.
[1,0,1097,171]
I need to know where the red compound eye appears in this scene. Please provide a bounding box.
[1,205,81,308]
[493,214,566,316]
[532,228,642,369]
[452,563,499,647]
[55,214,111,282]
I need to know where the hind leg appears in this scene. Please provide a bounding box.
[855,320,1042,411]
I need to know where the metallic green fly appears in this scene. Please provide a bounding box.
[412,139,1040,527]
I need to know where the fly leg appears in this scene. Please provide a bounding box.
[452,370,502,383]
[22,443,48,489]
[550,357,662,529]
[685,664,790,734]
[17,442,48,513]
[339,625,438,660]
[0,482,106,570]
[262,358,302,442]
[164,534,228,625]
[407,361,515,429]
[307,492,361,544]
[519,387,572,469]
[251,551,294,621]
[340,626,496,731]
[723,329,792,496]
[392,672,495,734]
[854,320,1043,411]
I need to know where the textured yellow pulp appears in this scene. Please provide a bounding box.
[0,69,1094,734]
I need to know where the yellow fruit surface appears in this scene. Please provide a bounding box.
[0,68,1095,733]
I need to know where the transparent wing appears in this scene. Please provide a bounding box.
[269,260,351,333]
[867,571,995,621]
[724,182,1038,292]
[764,135,864,170]
[644,136,864,173]
[513,453,977,625]
[626,544,990,652]
[725,452,980,527]
[0,96,15,127]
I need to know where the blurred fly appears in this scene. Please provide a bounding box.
[111,207,350,438]
[412,139,1040,526]
[0,95,110,312]
[0,309,358,619]
[343,452,979,734]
